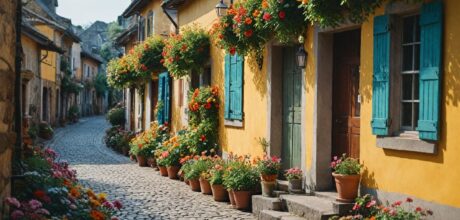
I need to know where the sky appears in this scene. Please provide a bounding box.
[56,0,131,27]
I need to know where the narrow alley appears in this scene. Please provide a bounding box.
[47,117,255,219]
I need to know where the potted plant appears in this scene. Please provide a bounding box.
[180,156,194,185]
[331,154,363,202]
[38,122,54,140]
[256,155,281,197]
[185,157,212,192]
[156,149,169,176]
[209,159,228,202]
[285,168,303,193]
[198,156,214,195]
[223,156,259,210]
[161,135,184,179]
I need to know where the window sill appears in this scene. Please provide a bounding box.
[376,134,436,154]
[224,119,243,128]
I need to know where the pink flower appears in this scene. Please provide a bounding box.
[366,200,376,208]
[11,210,24,220]
[161,151,169,158]
[102,201,114,209]
[113,200,123,209]
[35,208,50,215]
[333,156,338,161]
[263,12,272,21]
[352,203,360,210]
[392,201,402,207]
[5,197,21,208]
[28,199,42,210]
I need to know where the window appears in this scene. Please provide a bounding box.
[224,54,244,121]
[372,2,443,143]
[147,11,154,36]
[400,15,420,131]
[138,16,146,41]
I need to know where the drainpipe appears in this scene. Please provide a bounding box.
[162,6,178,34]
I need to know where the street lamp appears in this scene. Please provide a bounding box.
[215,0,232,17]
[296,45,307,68]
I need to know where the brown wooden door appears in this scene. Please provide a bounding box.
[332,29,361,159]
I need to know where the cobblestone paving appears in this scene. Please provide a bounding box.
[48,116,255,220]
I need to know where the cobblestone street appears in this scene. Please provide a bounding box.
[47,116,255,220]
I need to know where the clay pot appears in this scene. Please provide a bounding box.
[332,173,360,203]
[288,179,303,194]
[261,181,277,197]
[261,174,278,182]
[167,166,180,179]
[137,155,148,167]
[185,179,190,185]
[233,191,252,210]
[211,184,229,202]
[199,178,212,195]
[158,166,168,176]
[147,158,157,168]
[228,189,236,208]
[130,154,137,161]
[189,179,201,192]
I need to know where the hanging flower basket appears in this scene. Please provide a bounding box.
[134,35,166,77]
[263,0,307,44]
[162,26,210,78]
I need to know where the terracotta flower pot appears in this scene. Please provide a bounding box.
[130,154,137,161]
[332,173,360,203]
[167,166,180,179]
[199,178,212,195]
[189,179,201,192]
[228,189,236,208]
[211,184,229,202]
[233,191,252,210]
[185,179,190,185]
[288,179,303,194]
[137,155,148,167]
[261,181,277,197]
[147,158,157,168]
[158,166,168,176]
[261,174,278,182]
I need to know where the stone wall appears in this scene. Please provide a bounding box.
[0,0,17,215]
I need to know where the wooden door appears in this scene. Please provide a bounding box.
[282,47,302,170]
[332,29,361,159]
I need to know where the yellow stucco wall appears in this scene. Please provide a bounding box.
[304,27,316,171]
[36,25,57,82]
[360,0,460,208]
[140,0,172,36]
[176,0,266,157]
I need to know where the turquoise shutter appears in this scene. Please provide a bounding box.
[417,2,443,141]
[224,54,231,119]
[157,73,165,124]
[371,15,391,136]
[164,73,171,123]
[232,55,244,120]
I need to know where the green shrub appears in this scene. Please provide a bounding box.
[107,107,125,126]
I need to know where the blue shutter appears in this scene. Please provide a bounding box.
[157,73,165,124]
[417,2,443,141]
[232,55,244,120]
[371,15,391,136]
[224,54,231,119]
[164,73,171,123]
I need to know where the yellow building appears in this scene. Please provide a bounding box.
[118,0,174,132]
[162,0,460,218]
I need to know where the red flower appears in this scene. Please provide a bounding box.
[392,201,402,207]
[406,197,413,203]
[229,47,236,55]
[160,59,165,64]
[244,29,253,37]
[34,190,46,199]
[245,17,252,25]
[278,11,286,20]
[181,44,187,51]
[204,103,212,109]
[218,34,224,40]
[263,12,272,21]
[141,64,148,71]
[415,207,422,212]
[200,135,206,142]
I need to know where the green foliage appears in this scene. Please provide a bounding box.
[184,157,213,180]
[38,122,53,135]
[331,154,362,175]
[300,0,383,28]
[107,107,125,126]
[67,105,80,122]
[129,122,170,158]
[94,73,108,96]
[284,168,303,181]
[209,158,225,185]
[104,125,133,152]
[162,26,210,78]
[263,0,306,44]
[60,59,82,94]
[223,156,260,191]
[135,36,166,76]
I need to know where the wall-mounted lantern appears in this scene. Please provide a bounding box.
[296,45,307,69]
[215,0,233,17]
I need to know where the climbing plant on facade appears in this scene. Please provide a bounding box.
[162,26,210,78]
[135,35,166,76]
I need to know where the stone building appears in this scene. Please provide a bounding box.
[0,0,17,215]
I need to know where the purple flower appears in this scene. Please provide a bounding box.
[35,208,50,215]
[5,197,21,208]
[113,200,123,209]
[28,199,42,210]
[102,201,114,209]
[11,210,24,219]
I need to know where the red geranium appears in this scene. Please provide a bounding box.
[278,11,286,20]
[244,29,253,37]
[263,12,272,21]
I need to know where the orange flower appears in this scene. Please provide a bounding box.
[70,187,81,198]
[90,210,105,220]
[252,10,260,17]
[245,17,252,25]
[262,0,269,9]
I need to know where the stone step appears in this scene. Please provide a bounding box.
[259,210,307,220]
[277,180,289,192]
[280,195,336,220]
[274,190,289,197]
[314,191,355,215]
[252,195,282,216]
